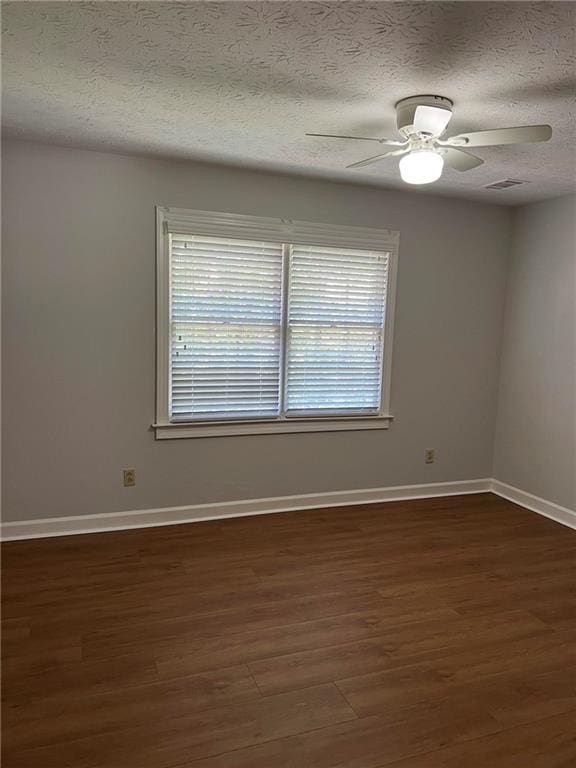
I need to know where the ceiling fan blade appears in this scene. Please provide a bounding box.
[306,133,405,146]
[445,125,552,148]
[441,147,484,172]
[347,147,409,169]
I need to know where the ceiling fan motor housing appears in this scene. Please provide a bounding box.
[396,95,453,139]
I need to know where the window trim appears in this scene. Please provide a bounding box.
[154,206,398,439]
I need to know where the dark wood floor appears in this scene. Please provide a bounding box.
[2,492,575,767]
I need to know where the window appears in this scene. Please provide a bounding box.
[286,244,388,416]
[155,208,398,438]
[170,235,284,421]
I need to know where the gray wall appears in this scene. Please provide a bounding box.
[2,140,511,522]
[494,195,576,510]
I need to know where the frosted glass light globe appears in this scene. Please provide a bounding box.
[399,150,444,185]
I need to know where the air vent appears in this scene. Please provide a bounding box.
[484,179,527,190]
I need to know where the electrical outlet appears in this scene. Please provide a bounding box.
[424,449,435,464]
[123,468,136,487]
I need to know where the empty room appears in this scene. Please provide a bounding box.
[1,1,575,766]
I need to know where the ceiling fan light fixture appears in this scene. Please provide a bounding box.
[413,105,453,137]
[399,150,444,185]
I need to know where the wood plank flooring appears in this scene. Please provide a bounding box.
[2,492,575,767]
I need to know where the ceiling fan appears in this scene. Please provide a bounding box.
[306,95,552,185]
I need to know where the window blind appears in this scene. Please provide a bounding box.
[285,244,389,416]
[170,235,283,421]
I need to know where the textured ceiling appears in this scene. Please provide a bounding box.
[2,1,576,205]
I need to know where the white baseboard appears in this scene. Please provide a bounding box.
[491,479,576,531]
[3,478,574,541]
[1,479,491,541]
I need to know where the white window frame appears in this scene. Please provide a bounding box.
[154,207,398,439]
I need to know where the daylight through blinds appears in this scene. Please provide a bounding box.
[285,245,388,415]
[169,236,389,422]
[170,235,283,420]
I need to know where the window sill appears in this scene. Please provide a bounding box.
[153,415,393,439]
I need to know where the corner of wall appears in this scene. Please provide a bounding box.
[490,204,518,481]
[490,194,576,511]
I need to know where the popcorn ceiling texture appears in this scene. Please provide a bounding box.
[2,1,575,204]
